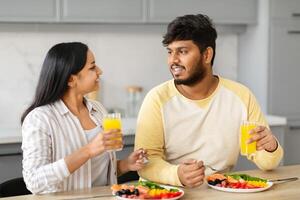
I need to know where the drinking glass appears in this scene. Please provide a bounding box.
[102,113,123,152]
[240,121,257,159]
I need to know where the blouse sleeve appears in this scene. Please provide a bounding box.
[22,110,70,194]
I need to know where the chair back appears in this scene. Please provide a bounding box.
[0,177,31,197]
[117,171,139,184]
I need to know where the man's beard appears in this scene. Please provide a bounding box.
[174,63,206,86]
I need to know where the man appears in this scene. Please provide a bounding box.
[135,14,283,188]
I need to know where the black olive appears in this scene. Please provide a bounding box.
[134,188,139,195]
[124,189,131,195]
[208,180,217,185]
[119,189,127,195]
[214,179,222,185]
[115,191,122,196]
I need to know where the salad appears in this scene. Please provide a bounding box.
[207,173,268,189]
[111,180,183,199]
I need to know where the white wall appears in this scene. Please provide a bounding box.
[238,0,269,113]
[0,24,238,130]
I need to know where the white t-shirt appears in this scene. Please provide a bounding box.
[85,125,110,186]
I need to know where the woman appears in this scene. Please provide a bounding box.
[21,42,146,194]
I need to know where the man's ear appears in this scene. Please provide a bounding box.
[203,47,214,65]
[68,75,77,88]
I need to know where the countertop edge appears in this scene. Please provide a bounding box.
[0,115,287,144]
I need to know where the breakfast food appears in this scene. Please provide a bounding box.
[111,180,183,199]
[207,173,268,189]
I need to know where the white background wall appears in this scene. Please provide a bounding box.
[0,24,238,132]
[238,0,269,113]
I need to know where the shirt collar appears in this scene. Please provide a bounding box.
[55,97,96,116]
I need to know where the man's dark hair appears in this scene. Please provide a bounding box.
[162,14,218,66]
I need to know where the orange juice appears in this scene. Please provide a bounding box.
[103,118,122,130]
[102,113,123,151]
[240,122,257,157]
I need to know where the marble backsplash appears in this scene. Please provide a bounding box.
[0,24,237,130]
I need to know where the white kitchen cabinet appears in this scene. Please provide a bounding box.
[270,0,300,20]
[60,0,147,23]
[267,0,300,165]
[0,0,257,24]
[0,143,22,184]
[268,0,300,123]
[284,127,300,165]
[268,20,300,121]
[0,0,58,22]
[239,0,300,166]
[116,135,134,160]
[148,0,257,24]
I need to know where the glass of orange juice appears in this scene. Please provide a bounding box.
[102,113,123,152]
[240,121,257,159]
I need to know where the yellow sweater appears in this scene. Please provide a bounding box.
[135,77,283,186]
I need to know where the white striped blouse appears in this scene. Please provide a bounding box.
[21,98,117,194]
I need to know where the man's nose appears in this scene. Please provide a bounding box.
[169,53,179,64]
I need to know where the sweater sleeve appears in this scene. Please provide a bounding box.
[247,90,284,170]
[134,89,182,186]
[22,111,70,194]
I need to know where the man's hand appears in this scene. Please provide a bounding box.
[178,159,205,187]
[248,126,278,152]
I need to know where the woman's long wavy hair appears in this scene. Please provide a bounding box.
[21,42,88,124]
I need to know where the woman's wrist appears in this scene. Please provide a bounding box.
[82,144,92,159]
[117,159,130,176]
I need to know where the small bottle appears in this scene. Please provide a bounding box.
[126,86,143,118]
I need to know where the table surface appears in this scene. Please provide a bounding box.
[3,164,300,200]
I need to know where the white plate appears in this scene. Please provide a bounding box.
[113,185,184,200]
[207,181,273,193]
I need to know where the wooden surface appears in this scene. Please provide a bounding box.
[3,165,300,200]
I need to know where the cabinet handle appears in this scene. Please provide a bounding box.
[292,13,300,17]
[289,126,300,130]
[287,30,300,34]
[0,152,22,157]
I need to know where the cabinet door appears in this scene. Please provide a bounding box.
[0,0,58,22]
[284,127,300,165]
[271,0,300,20]
[61,0,146,23]
[148,0,257,24]
[268,21,300,120]
[116,135,134,160]
[0,143,22,183]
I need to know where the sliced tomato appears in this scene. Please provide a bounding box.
[173,191,182,197]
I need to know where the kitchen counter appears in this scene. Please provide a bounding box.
[3,164,300,200]
[0,115,286,144]
[0,118,137,144]
[266,115,287,126]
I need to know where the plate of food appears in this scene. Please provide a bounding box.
[111,180,184,199]
[206,173,273,193]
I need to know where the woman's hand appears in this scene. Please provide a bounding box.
[87,129,123,158]
[65,129,122,174]
[126,148,148,171]
[117,148,148,176]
